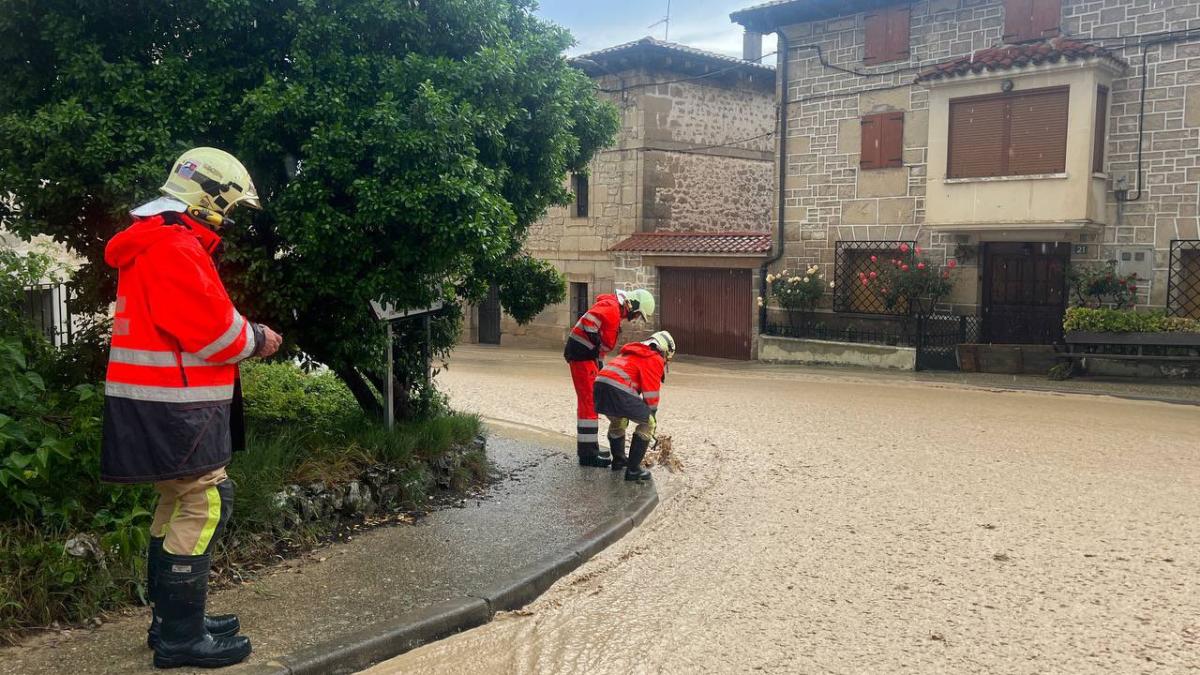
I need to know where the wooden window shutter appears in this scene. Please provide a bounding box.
[863,11,888,65]
[864,5,910,65]
[1007,88,1068,175]
[1093,86,1109,174]
[888,6,911,62]
[882,112,904,168]
[948,97,1006,178]
[1032,0,1062,38]
[860,115,882,169]
[1003,0,1035,42]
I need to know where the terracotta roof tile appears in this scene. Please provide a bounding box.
[609,231,773,255]
[916,39,1123,82]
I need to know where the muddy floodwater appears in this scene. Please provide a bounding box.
[366,346,1199,674]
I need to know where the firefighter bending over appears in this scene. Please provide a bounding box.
[593,331,676,481]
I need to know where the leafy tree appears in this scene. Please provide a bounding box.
[0,0,618,418]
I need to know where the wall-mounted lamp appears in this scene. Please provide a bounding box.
[1114,175,1130,202]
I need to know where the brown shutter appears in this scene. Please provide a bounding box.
[863,11,887,65]
[1008,87,1068,175]
[1093,86,1108,174]
[882,112,905,168]
[1003,0,1034,42]
[888,6,911,62]
[948,97,1006,178]
[860,115,882,169]
[1032,0,1062,38]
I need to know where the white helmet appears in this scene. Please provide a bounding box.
[643,330,676,361]
[161,147,261,227]
[624,288,655,320]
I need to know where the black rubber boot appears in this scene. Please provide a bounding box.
[608,434,627,471]
[153,553,251,669]
[624,435,652,482]
[147,538,239,649]
[578,454,613,467]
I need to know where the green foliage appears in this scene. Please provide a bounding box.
[240,361,360,434]
[1066,263,1138,309]
[0,0,619,419]
[765,266,825,313]
[863,245,956,314]
[496,255,566,325]
[1063,307,1200,334]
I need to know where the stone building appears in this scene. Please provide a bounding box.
[480,37,777,359]
[732,0,1200,348]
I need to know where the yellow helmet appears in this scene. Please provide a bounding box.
[161,147,260,226]
[644,330,676,361]
[625,288,655,320]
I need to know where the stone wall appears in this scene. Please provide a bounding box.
[770,0,1200,315]
[502,65,776,346]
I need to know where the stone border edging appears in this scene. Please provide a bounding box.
[239,485,659,675]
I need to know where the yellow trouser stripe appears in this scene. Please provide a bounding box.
[191,486,222,555]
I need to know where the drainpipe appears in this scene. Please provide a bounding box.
[759,30,789,333]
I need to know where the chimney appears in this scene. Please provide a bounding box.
[743,30,763,63]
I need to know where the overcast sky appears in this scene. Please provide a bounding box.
[535,0,778,62]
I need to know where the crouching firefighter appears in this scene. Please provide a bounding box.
[100,148,283,669]
[593,331,676,481]
[563,288,655,467]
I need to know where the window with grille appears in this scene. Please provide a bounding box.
[948,87,1069,179]
[572,173,589,217]
[1167,240,1200,319]
[1093,86,1108,174]
[833,241,915,315]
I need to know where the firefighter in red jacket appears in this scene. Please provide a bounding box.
[101,148,282,669]
[593,331,676,481]
[564,288,654,466]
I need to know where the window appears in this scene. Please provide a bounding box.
[1093,86,1109,174]
[1003,0,1061,43]
[864,5,910,66]
[860,112,904,170]
[572,173,589,217]
[570,282,590,322]
[1167,240,1200,319]
[947,86,1069,179]
[833,240,915,315]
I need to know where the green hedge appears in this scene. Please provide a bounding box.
[1063,307,1200,334]
[240,361,360,434]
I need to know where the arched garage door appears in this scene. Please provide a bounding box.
[659,267,752,360]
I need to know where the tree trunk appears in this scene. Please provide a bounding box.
[333,364,383,419]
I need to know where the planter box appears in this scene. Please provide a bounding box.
[1065,331,1200,347]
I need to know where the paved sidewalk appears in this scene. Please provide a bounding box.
[0,424,654,675]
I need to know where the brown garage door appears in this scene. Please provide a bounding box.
[659,267,752,360]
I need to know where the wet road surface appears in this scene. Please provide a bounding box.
[366,346,1198,674]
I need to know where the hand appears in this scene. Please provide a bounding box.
[258,326,283,358]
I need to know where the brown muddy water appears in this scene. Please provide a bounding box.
[365,346,1200,674]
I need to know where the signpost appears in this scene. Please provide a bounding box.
[370,299,444,429]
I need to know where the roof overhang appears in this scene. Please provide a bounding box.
[570,37,774,90]
[927,221,1103,236]
[610,231,774,256]
[731,0,905,34]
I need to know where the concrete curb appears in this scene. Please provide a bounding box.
[238,481,659,675]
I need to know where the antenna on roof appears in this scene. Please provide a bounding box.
[648,0,671,41]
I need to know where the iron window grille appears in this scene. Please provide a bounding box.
[1166,240,1200,319]
[833,240,916,315]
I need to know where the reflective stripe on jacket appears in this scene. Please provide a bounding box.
[563,294,624,362]
[594,342,665,414]
[100,202,262,483]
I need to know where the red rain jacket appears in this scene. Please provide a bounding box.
[100,199,264,483]
[595,342,665,413]
[563,293,625,362]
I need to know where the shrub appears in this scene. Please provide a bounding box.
[1063,307,1200,334]
[762,265,825,316]
[861,244,957,314]
[1066,263,1138,309]
[240,361,360,434]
